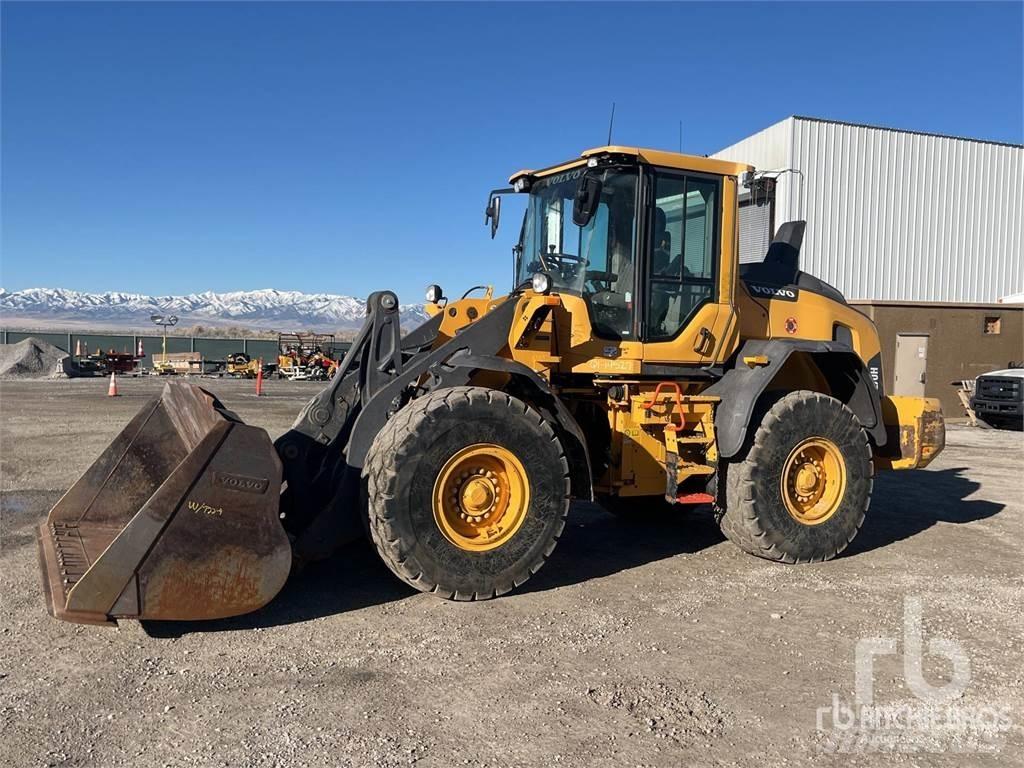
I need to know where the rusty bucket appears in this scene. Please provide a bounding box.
[37,383,290,625]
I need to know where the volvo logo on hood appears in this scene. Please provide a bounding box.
[745,282,799,302]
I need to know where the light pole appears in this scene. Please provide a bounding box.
[150,314,179,371]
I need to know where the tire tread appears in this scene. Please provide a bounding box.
[365,386,570,599]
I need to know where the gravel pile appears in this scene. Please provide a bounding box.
[0,337,68,378]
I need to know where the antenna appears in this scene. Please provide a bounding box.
[606,102,616,145]
[678,120,683,153]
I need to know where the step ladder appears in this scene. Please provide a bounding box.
[640,382,718,505]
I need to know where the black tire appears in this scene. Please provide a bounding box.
[990,417,1024,432]
[715,390,873,563]
[365,386,570,600]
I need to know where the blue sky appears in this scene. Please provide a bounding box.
[2,1,1022,302]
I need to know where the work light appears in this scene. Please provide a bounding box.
[531,273,552,295]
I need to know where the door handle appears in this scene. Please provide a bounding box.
[694,327,713,355]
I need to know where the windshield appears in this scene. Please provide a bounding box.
[515,167,638,338]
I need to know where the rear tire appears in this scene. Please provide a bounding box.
[365,386,570,599]
[715,391,872,563]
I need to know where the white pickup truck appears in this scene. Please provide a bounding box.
[971,368,1024,430]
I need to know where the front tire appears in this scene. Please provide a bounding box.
[365,386,570,600]
[716,391,872,563]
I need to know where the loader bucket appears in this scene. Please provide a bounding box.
[37,382,290,625]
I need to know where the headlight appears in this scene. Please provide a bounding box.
[531,273,552,295]
[425,284,443,303]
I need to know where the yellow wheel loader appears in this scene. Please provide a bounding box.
[38,146,945,625]
[224,352,270,379]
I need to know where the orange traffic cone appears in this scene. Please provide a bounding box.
[107,371,120,397]
[75,339,82,357]
[255,361,264,396]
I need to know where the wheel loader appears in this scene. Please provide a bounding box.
[38,145,946,625]
[224,352,271,379]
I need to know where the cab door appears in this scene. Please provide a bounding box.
[640,168,739,368]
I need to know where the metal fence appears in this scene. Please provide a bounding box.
[1,329,351,370]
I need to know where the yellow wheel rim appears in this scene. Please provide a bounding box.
[781,437,847,525]
[432,443,530,552]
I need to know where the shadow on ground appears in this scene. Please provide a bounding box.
[143,502,722,637]
[142,541,408,638]
[150,466,1004,634]
[846,466,1004,555]
[9,464,1004,636]
[520,502,725,594]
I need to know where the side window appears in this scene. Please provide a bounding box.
[647,173,718,341]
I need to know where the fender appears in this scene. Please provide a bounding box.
[346,296,520,466]
[344,299,594,499]
[705,339,887,459]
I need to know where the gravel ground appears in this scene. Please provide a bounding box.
[1,377,1022,767]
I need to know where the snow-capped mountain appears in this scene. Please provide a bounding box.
[0,287,429,332]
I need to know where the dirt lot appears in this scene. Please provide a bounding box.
[1,377,1022,767]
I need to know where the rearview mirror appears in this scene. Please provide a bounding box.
[485,195,501,239]
[573,173,603,227]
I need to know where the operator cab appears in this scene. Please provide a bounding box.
[497,147,747,345]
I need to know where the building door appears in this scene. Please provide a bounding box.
[894,334,929,396]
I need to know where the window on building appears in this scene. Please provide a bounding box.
[984,316,1001,335]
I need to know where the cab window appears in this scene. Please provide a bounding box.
[516,168,638,339]
[647,172,719,341]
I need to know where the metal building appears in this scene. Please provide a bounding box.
[711,116,1023,303]
[711,116,1023,415]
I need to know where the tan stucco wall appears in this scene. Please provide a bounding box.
[851,302,1024,416]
